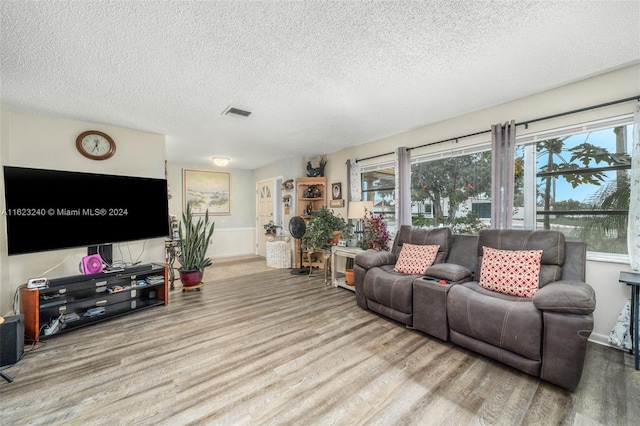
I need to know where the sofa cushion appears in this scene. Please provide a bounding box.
[479,246,543,297]
[393,244,439,274]
[447,283,543,361]
[392,225,452,265]
[363,267,416,316]
[477,229,564,287]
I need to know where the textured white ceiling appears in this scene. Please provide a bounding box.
[1,1,639,169]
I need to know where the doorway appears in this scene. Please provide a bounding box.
[256,178,282,256]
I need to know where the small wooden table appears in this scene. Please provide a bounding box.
[619,271,640,370]
[331,246,366,292]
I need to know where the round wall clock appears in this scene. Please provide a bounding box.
[76,130,116,160]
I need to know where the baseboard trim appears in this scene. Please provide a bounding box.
[588,332,626,350]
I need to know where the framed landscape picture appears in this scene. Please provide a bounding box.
[183,169,230,215]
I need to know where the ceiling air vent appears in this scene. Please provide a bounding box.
[222,106,252,118]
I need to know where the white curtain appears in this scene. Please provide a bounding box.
[395,147,411,228]
[628,102,640,271]
[490,120,516,229]
[348,158,362,202]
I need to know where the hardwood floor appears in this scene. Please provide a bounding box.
[1,258,639,425]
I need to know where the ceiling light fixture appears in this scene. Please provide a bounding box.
[212,157,230,167]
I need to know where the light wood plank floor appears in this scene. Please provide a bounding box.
[1,257,639,425]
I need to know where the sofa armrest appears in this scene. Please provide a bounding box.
[533,281,596,315]
[354,251,397,270]
[424,263,473,284]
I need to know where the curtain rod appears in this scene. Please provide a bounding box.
[516,95,640,128]
[355,94,639,163]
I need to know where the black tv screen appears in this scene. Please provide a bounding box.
[3,166,170,255]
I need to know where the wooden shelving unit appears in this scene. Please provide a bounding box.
[295,177,327,269]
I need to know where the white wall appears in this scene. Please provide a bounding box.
[167,161,256,259]
[316,64,640,345]
[0,109,166,315]
[253,156,306,231]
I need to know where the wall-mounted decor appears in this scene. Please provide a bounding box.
[282,179,294,190]
[282,194,292,215]
[332,182,342,200]
[306,155,327,177]
[330,199,345,208]
[183,168,230,215]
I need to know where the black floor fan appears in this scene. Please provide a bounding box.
[289,216,310,275]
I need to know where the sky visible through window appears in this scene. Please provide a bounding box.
[535,126,632,205]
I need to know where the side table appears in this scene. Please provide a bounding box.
[619,271,640,370]
[331,246,365,292]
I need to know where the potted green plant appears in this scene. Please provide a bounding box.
[263,221,281,235]
[178,203,215,289]
[303,206,348,251]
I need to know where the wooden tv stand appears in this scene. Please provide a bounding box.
[20,263,168,342]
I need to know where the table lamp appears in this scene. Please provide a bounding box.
[348,201,374,240]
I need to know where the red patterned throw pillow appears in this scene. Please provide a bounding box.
[479,246,543,297]
[393,244,440,275]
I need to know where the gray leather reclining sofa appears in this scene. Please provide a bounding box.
[354,225,596,391]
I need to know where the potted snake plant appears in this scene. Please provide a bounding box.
[178,203,215,289]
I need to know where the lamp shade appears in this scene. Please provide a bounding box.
[348,201,374,219]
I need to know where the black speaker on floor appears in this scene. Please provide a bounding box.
[1,314,24,367]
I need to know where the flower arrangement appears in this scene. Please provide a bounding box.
[360,209,390,251]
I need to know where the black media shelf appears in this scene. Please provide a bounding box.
[21,263,168,341]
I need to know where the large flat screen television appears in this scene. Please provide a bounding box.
[3,166,170,255]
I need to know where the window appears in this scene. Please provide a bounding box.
[472,202,491,219]
[519,115,633,254]
[413,201,433,218]
[366,113,633,257]
[361,164,396,234]
[411,147,493,234]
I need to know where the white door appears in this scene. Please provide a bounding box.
[257,180,274,256]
